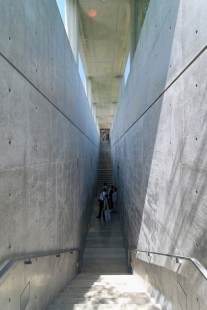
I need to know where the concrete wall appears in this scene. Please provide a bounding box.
[131,251,207,310]
[0,0,99,308]
[111,0,207,308]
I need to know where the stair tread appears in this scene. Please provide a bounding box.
[47,304,161,310]
[59,291,149,298]
[52,296,151,305]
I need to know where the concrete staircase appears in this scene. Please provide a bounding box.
[96,140,113,196]
[47,202,162,310]
[47,276,161,309]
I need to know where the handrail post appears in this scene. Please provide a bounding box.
[128,248,132,274]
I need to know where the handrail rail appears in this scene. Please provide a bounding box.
[0,248,81,280]
[128,248,207,281]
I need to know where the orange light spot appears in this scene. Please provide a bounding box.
[88,9,97,17]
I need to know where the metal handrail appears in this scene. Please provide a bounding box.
[128,248,207,281]
[0,248,81,280]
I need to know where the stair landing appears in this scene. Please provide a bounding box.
[47,202,161,310]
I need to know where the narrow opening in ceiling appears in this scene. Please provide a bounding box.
[124,53,130,85]
[56,0,65,25]
[78,53,86,91]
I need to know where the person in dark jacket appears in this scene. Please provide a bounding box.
[104,194,110,222]
[108,185,114,209]
[112,187,118,213]
[97,188,107,219]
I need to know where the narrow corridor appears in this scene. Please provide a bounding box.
[47,140,161,309]
[1,1,207,308]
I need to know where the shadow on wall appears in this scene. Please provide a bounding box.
[163,61,207,265]
[111,0,181,252]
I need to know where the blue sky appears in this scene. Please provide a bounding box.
[124,53,130,84]
[56,0,65,24]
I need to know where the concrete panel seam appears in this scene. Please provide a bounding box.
[111,44,207,148]
[0,52,98,148]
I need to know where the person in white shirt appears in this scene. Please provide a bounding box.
[108,185,114,209]
[104,194,110,222]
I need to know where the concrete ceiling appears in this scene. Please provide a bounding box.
[78,0,130,129]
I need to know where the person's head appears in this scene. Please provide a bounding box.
[111,185,114,189]
[114,187,117,192]
[104,183,107,187]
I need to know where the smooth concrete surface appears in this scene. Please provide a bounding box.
[0,252,78,310]
[0,0,99,308]
[47,201,161,309]
[111,0,207,309]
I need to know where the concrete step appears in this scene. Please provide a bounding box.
[83,248,125,254]
[88,228,122,233]
[86,232,123,238]
[98,164,112,166]
[82,258,127,265]
[85,239,124,248]
[52,296,151,305]
[60,291,151,299]
[82,263,128,274]
[97,180,113,182]
[97,180,113,181]
[47,305,161,310]
[98,163,112,165]
[66,281,140,288]
[87,237,122,240]
[65,284,146,293]
[88,227,121,233]
[97,174,112,176]
[98,174,113,177]
[73,274,134,280]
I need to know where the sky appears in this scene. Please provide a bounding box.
[124,53,130,85]
[56,0,65,24]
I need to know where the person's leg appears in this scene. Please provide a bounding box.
[97,201,103,218]
[104,210,108,221]
[113,202,117,213]
[107,209,111,221]
[102,206,105,220]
